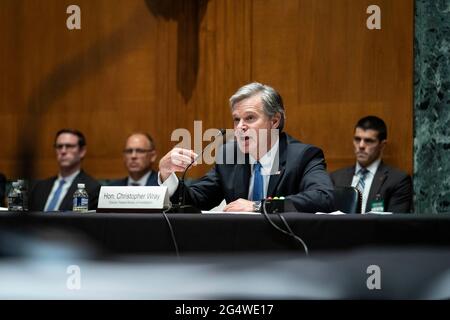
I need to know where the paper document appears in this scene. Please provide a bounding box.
[202,211,261,215]
[315,211,346,215]
[366,211,393,215]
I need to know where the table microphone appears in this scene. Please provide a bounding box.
[175,128,226,213]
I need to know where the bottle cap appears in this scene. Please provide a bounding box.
[77,183,85,188]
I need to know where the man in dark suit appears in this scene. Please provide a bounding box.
[28,129,100,211]
[330,116,412,213]
[158,82,334,213]
[109,133,158,186]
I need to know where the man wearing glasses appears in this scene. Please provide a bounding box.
[109,133,158,186]
[28,129,100,211]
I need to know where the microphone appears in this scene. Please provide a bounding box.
[175,128,226,213]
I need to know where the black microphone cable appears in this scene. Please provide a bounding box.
[178,128,226,208]
[261,200,309,255]
[161,204,180,258]
[163,128,226,255]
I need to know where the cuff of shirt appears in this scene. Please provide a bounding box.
[158,172,179,197]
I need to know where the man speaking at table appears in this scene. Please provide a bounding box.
[158,82,334,213]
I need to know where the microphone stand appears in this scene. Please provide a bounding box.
[171,129,226,213]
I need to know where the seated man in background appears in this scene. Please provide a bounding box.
[330,116,412,213]
[0,173,5,207]
[28,129,100,211]
[158,82,335,213]
[109,132,158,186]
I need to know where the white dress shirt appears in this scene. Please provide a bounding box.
[351,159,381,213]
[247,139,279,200]
[44,170,80,211]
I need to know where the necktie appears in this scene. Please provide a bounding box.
[46,179,66,211]
[251,161,263,201]
[130,182,140,186]
[356,168,369,194]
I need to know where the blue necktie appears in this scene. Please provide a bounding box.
[356,168,369,194]
[46,179,66,211]
[251,161,263,201]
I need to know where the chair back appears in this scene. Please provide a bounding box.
[334,186,362,213]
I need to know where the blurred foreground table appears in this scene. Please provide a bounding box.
[1,212,450,255]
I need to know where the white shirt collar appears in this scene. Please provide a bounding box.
[355,158,381,176]
[128,171,151,186]
[249,138,280,176]
[58,170,80,185]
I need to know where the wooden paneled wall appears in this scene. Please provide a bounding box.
[0,0,413,180]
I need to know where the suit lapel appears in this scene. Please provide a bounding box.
[60,171,82,210]
[343,166,355,186]
[231,146,251,199]
[234,162,251,199]
[366,162,388,211]
[267,133,287,197]
[40,177,57,210]
[267,168,285,197]
[146,171,157,186]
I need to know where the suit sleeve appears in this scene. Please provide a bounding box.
[28,179,45,211]
[386,174,412,213]
[286,147,335,213]
[329,171,337,186]
[170,165,225,210]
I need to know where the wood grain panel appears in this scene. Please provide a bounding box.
[0,0,413,182]
[251,0,413,173]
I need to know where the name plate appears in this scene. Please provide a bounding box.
[97,186,170,213]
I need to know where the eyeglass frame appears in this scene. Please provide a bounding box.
[54,143,80,150]
[123,148,154,156]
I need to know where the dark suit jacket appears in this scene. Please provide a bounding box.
[330,162,412,213]
[174,132,335,213]
[28,170,101,211]
[108,171,158,186]
[0,173,6,207]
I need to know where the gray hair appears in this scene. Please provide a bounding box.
[229,82,286,131]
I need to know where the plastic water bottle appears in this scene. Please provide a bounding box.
[8,182,23,211]
[73,183,89,212]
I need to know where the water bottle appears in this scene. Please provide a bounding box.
[73,183,89,212]
[8,181,23,211]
